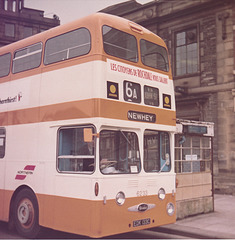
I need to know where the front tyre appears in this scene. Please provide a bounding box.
[13,188,40,238]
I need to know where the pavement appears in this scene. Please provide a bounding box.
[157,194,235,239]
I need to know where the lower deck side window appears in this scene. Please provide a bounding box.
[57,126,95,173]
[0,128,6,158]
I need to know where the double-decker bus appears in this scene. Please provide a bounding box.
[0,13,176,238]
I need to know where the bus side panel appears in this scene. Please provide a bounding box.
[37,194,97,237]
[0,189,13,222]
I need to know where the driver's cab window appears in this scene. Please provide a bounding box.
[57,126,95,173]
[99,130,141,174]
[144,130,171,172]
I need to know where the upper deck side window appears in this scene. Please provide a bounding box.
[44,27,91,65]
[12,42,42,74]
[0,53,11,78]
[102,25,138,63]
[140,39,169,72]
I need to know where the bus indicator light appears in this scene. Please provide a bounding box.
[94,182,99,196]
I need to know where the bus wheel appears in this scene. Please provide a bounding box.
[13,188,40,238]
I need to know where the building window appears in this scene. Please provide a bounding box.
[175,28,198,76]
[5,23,15,37]
[23,26,33,38]
[19,0,22,10]
[175,135,212,173]
[12,0,16,12]
[4,0,8,10]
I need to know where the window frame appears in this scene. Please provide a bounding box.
[5,22,15,38]
[144,85,159,107]
[12,42,42,74]
[0,53,11,78]
[144,130,171,173]
[57,125,96,174]
[44,27,91,65]
[0,128,6,159]
[174,26,199,78]
[140,39,169,72]
[102,25,138,63]
[175,134,212,173]
[99,129,141,175]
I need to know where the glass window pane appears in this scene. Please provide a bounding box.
[23,26,33,38]
[144,130,160,172]
[44,28,91,65]
[58,127,95,173]
[176,32,185,46]
[192,136,200,148]
[144,86,159,106]
[175,148,181,160]
[0,128,6,158]
[5,23,15,37]
[0,53,11,77]
[144,130,171,172]
[100,130,140,174]
[186,29,197,44]
[103,25,138,62]
[175,28,198,76]
[13,43,42,73]
[182,136,191,148]
[140,39,169,72]
[202,137,210,148]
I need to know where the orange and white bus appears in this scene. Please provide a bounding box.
[0,13,176,238]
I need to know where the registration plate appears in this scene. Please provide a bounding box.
[133,218,151,227]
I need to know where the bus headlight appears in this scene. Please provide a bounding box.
[166,202,175,216]
[116,191,125,205]
[158,188,166,200]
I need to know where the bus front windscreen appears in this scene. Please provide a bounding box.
[99,130,141,174]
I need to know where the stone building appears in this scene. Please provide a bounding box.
[0,0,60,47]
[101,0,235,195]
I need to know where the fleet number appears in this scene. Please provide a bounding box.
[136,190,148,197]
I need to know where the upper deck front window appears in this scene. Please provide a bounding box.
[102,25,138,63]
[140,39,169,72]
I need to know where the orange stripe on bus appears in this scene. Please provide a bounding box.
[0,98,176,126]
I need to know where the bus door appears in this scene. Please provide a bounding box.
[53,125,96,235]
